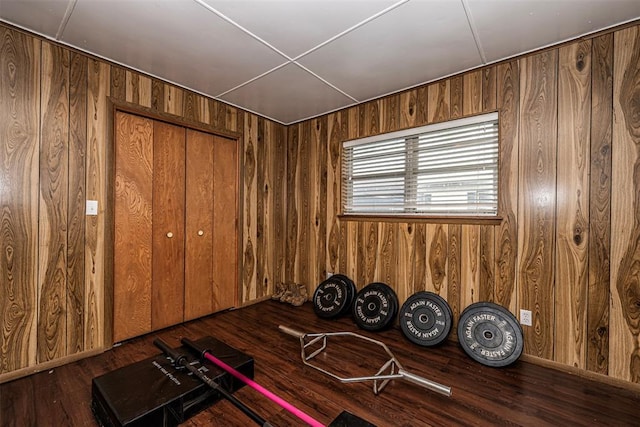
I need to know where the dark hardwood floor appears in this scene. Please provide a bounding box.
[1,300,639,426]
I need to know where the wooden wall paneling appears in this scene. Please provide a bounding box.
[0,28,40,373]
[243,115,258,301]
[184,130,214,320]
[517,50,558,359]
[113,112,152,343]
[587,33,613,375]
[555,40,592,368]
[285,125,299,283]
[415,86,429,127]
[610,26,640,382]
[327,113,341,276]
[413,223,428,293]
[256,118,267,299]
[226,106,240,134]
[397,223,415,301]
[109,66,126,102]
[362,100,380,138]
[163,84,183,116]
[195,95,210,126]
[38,41,70,363]
[84,58,109,349]
[67,51,87,355]
[463,70,483,115]
[460,225,480,309]
[151,121,185,330]
[427,224,448,298]
[448,224,462,332]
[297,122,311,287]
[151,78,164,113]
[381,94,400,133]
[450,75,463,119]
[400,89,417,129]
[182,92,196,123]
[483,67,497,111]
[273,124,287,289]
[344,221,358,286]
[427,80,450,123]
[376,222,397,291]
[212,134,239,311]
[312,117,328,286]
[495,60,520,313]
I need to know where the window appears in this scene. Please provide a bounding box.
[342,112,499,217]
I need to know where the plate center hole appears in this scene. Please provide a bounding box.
[368,302,377,311]
[419,313,429,323]
[483,330,494,340]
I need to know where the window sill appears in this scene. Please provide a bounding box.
[338,213,503,225]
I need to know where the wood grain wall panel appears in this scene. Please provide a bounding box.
[483,67,497,111]
[66,51,87,355]
[400,89,417,129]
[587,33,613,375]
[413,223,427,293]
[427,224,448,298]
[345,222,358,286]
[555,40,592,368]
[327,113,341,275]
[38,42,70,363]
[163,84,183,116]
[376,222,397,291]
[285,125,299,283]
[196,95,210,125]
[517,50,558,359]
[183,92,196,123]
[415,86,429,126]
[0,28,40,373]
[110,66,125,102]
[273,124,287,289]
[461,225,479,309]
[212,135,239,311]
[312,117,328,286]
[151,122,185,330]
[397,223,414,301]
[450,76,463,119]
[495,60,520,313]
[151,78,164,113]
[113,112,152,343]
[448,225,462,331]
[479,225,495,302]
[297,122,311,287]
[184,131,214,320]
[256,118,267,299]
[381,95,400,133]
[242,115,258,301]
[463,70,483,115]
[84,59,109,350]
[428,80,450,123]
[610,26,640,383]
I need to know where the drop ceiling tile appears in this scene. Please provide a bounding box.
[466,0,640,63]
[0,0,70,37]
[298,0,483,102]
[61,0,288,96]
[201,0,401,58]
[220,63,355,124]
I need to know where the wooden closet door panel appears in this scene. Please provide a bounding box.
[114,112,153,342]
[213,135,238,310]
[184,129,214,320]
[152,121,185,330]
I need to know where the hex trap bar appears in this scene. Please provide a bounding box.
[279,325,451,397]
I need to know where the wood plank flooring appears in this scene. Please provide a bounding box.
[1,300,639,426]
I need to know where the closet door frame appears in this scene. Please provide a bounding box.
[106,100,242,345]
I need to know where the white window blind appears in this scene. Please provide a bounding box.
[342,112,499,216]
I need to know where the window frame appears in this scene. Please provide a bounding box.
[340,112,502,224]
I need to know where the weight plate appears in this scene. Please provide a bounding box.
[353,282,398,331]
[457,302,524,367]
[399,291,452,347]
[330,274,356,317]
[313,276,350,319]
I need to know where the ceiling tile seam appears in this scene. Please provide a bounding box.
[214,60,291,98]
[55,0,78,40]
[292,62,358,102]
[290,0,410,62]
[191,0,293,62]
[461,0,487,64]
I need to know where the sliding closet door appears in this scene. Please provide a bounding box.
[151,121,185,330]
[184,129,215,320]
[113,112,153,342]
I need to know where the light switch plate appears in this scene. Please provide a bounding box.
[86,200,98,216]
